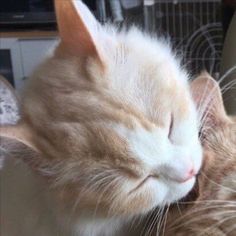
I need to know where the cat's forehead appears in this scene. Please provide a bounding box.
[96,30,193,122]
[109,30,184,81]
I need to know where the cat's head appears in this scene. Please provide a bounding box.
[165,73,236,236]
[0,0,202,217]
[191,72,236,200]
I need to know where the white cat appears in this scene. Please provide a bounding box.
[0,1,202,235]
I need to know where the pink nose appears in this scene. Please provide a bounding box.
[178,168,195,183]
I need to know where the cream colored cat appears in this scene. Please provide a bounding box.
[0,0,202,235]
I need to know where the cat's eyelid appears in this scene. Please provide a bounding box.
[168,114,174,140]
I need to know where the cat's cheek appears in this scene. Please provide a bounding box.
[123,179,170,214]
[145,179,169,206]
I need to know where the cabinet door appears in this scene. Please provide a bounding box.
[0,38,24,90]
[19,38,58,79]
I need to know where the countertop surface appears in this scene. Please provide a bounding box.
[0,30,58,38]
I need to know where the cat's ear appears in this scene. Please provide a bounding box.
[55,0,102,64]
[0,125,54,177]
[1,126,38,165]
[0,125,39,152]
[191,72,228,128]
[0,75,38,152]
[0,76,44,172]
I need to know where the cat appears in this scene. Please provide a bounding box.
[0,0,202,235]
[162,73,236,236]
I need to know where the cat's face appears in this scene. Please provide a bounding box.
[0,0,202,217]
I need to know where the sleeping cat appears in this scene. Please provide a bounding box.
[0,0,202,235]
[163,73,236,236]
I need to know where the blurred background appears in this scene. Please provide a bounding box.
[0,0,235,113]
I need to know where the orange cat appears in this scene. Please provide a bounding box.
[0,1,202,235]
[164,73,236,236]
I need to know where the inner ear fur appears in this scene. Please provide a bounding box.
[0,125,55,176]
[191,72,228,126]
[0,124,40,168]
[54,0,102,65]
[1,136,40,168]
[0,124,39,152]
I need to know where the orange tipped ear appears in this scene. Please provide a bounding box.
[55,0,101,62]
[0,75,38,152]
[191,72,228,129]
[0,125,39,152]
[0,125,56,177]
[0,76,53,176]
[0,124,40,169]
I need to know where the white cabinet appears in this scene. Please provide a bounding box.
[0,36,58,90]
[0,38,24,90]
[19,38,58,79]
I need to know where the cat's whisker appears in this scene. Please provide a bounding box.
[197,79,211,119]
[155,206,166,236]
[71,172,119,214]
[197,76,236,132]
[106,180,127,218]
[154,207,164,236]
[55,166,113,186]
[160,206,169,236]
[225,222,236,235]
[221,79,236,93]
[170,209,236,231]
[145,208,159,236]
[78,174,112,197]
[189,203,235,215]
[161,204,170,236]
[170,206,236,227]
[196,69,236,136]
[92,176,123,218]
[129,212,142,232]
[176,201,183,216]
[180,199,236,204]
[196,214,236,236]
[146,206,165,236]
[169,204,236,228]
[217,65,236,85]
[57,170,107,214]
[201,171,236,193]
[197,94,213,127]
[199,109,215,139]
[147,207,161,236]
[140,208,156,236]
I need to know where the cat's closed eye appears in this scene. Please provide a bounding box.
[168,114,174,140]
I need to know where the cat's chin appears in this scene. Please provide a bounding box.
[166,176,196,204]
[138,177,196,210]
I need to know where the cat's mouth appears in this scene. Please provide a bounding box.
[129,175,159,195]
[129,173,196,195]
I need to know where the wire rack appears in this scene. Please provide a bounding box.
[99,0,223,76]
[153,0,223,76]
